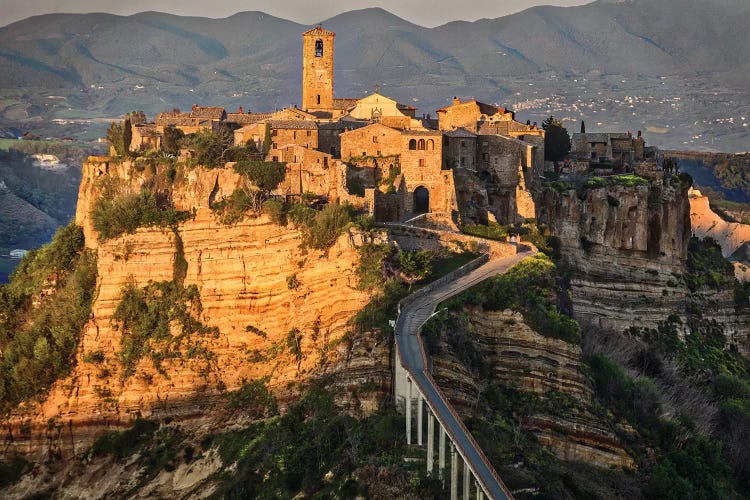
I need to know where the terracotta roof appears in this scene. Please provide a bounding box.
[156,112,189,125]
[332,98,358,110]
[189,107,226,119]
[444,128,477,138]
[303,26,336,37]
[319,121,369,131]
[226,112,271,124]
[267,120,318,130]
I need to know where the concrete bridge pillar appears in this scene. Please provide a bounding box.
[463,459,470,500]
[426,411,434,475]
[417,394,424,446]
[450,442,458,500]
[405,378,412,445]
[438,424,446,480]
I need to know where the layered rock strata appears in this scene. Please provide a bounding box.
[3,157,388,461]
[538,180,691,334]
[432,308,633,469]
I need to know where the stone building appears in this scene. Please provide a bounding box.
[348,92,420,129]
[571,131,647,168]
[129,123,160,152]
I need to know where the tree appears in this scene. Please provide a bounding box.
[162,126,184,156]
[542,116,571,163]
[107,121,124,156]
[123,117,132,155]
[580,120,586,133]
[262,123,272,155]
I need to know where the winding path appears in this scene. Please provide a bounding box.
[395,249,537,499]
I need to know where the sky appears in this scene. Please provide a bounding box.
[0,0,591,28]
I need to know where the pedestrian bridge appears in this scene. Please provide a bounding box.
[394,249,536,500]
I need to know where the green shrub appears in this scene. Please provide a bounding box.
[227,378,277,418]
[286,274,300,290]
[356,243,392,290]
[686,237,734,291]
[285,328,303,361]
[84,350,105,364]
[91,187,191,241]
[211,189,258,225]
[113,281,218,378]
[290,202,354,250]
[234,159,286,191]
[461,222,509,241]
[262,199,287,226]
[0,224,97,414]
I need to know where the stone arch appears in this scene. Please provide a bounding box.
[414,186,429,214]
[427,139,434,150]
[418,139,426,150]
[315,39,323,57]
[409,139,417,150]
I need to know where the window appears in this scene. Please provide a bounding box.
[373,136,378,143]
[419,159,425,167]
[377,150,382,156]
[315,39,323,57]
[272,129,278,136]
[272,143,277,149]
[427,139,434,150]
[293,131,297,139]
[307,130,312,137]
[461,140,465,147]
[409,139,417,150]
[418,139,425,150]
[483,153,489,161]
[272,156,279,162]
[591,151,597,159]
[323,157,328,167]
[316,95,321,105]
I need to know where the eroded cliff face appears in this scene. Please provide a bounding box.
[538,180,692,334]
[4,157,390,461]
[432,308,633,469]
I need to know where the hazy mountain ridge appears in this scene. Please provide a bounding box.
[0,0,748,150]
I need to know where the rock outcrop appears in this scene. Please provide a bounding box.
[432,308,634,469]
[538,178,691,334]
[3,157,390,461]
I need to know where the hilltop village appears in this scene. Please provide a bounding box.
[120,26,657,226]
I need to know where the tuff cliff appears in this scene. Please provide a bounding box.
[431,308,634,469]
[3,157,390,461]
[538,177,692,334]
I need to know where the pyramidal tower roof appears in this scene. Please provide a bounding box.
[302,26,336,36]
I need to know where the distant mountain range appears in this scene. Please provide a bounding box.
[0,0,749,150]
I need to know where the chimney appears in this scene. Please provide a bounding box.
[453,96,460,105]
[238,106,244,114]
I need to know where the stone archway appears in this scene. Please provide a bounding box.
[414,186,429,214]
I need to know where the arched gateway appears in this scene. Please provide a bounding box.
[414,186,429,213]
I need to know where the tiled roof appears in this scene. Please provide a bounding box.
[267,120,318,130]
[332,98,358,110]
[444,128,477,138]
[319,121,369,131]
[189,107,225,119]
[303,26,336,37]
[226,112,271,124]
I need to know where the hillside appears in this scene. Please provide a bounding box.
[0,0,748,150]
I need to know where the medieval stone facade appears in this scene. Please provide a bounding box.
[130,25,548,226]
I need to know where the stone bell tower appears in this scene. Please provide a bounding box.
[301,26,335,111]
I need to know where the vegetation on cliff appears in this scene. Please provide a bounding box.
[84,380,438,498]
[113,280,219,378]
[91,178,192,241]
[0,224,97,414]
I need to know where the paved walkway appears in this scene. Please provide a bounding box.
[395,250,536,500]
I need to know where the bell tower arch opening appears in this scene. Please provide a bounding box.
[302,26,335,111]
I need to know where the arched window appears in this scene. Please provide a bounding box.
[418,139,425,150]
[315,39,323,57]
[409,139,417,150]
[316,95,321,105]
[427,139,434,150]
